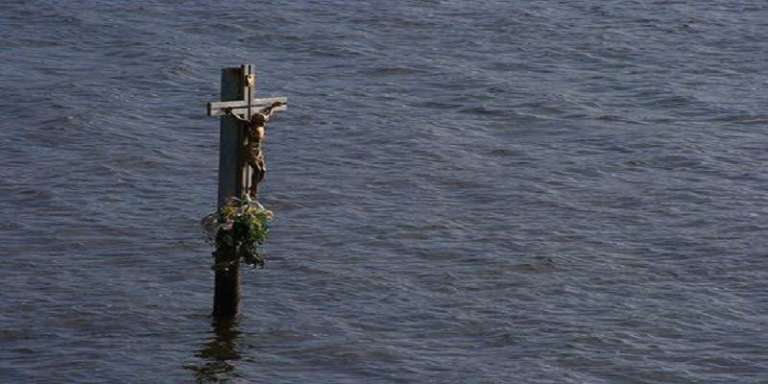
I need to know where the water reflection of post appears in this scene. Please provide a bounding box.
[187,318,242,383]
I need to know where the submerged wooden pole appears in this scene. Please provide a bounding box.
[212,66,247,318]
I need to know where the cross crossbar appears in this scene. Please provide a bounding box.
[206,64,288,120]
[207,97,287,117]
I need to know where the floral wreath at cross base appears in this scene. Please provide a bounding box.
[202,196,273,271]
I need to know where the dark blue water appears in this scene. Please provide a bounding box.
[2,1,767,382]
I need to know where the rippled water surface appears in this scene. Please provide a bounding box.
[2,1,768,382]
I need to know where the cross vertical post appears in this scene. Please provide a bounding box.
[207,64,287,319]
[212,65,246,319]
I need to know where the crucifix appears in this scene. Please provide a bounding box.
[206,64,287,319]
[207,64,287,208]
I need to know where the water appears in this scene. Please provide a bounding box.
[2,1,767,382]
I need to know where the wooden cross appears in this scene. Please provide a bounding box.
[207,64,288,209]
[206,64,287,319]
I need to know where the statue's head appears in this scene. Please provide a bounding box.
[250,113,266,126]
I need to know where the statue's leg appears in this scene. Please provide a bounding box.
[250,154,265,198]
